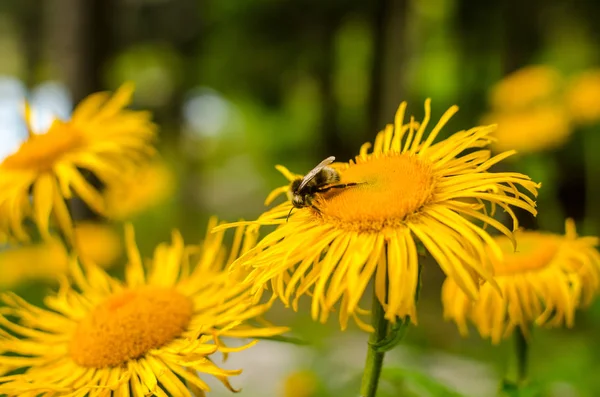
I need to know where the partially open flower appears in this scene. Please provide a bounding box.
[442,219,600,343]
[216,100,539,330]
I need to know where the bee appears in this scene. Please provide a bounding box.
[287,156,360,220]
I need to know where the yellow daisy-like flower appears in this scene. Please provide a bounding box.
[0,222,122,289]
[488,65,563,112]
[0,220,287,396]
[216,100,540,330]
[282,370,319,397]
[442,219,600,344]
[0,83,156,242]
[482,104,572,154]
[483,65,572,154]
[104,160,176,220]
[565,69,600,124]
[71,222,123,268]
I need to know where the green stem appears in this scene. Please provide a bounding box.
[360,287,389,397]
[514,326,529,385]
[359,263,420,396]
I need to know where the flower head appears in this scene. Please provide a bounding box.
[482,104,572,154]
[0,83,156,241]
[216,100,539,330]
[0,220,287,396]
[484,65,572,154]
[565,69,600,125]
[104,160,176,220]
[282,370,319,397]
[71,222,123,268]
[442,219,600,344]
[488,65,563,112]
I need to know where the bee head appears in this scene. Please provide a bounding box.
[292,194,305,208]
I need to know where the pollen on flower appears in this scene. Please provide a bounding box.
[316,154,436,232]
[1,121,83,171]
[493,233,560,275]
[69,287,193,368]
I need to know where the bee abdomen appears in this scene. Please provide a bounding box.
[314,168,340,186]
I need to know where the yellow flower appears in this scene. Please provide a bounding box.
[442,219,600,344]
[0,221,287,396]
[482,104,572,154]
[0,83,156,242]
[282,370,319,397]
[484,65,573,154]
[104,160,175,220]
[72,222,123,268]
[565,69,600,124]
[0,241,66,289]
[216,100,540,331]
[488,65,563,112]
[0,222,122,289]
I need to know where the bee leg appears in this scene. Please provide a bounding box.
[316,182,363,193]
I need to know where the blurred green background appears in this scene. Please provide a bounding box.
[1,0,600,396]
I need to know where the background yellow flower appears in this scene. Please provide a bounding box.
[0,83,156,242]
[104,160,176,220]
[484,65,573,155]
[488,65,563,112]
[482,105,572,154]
[442,219,600,344]
[0,222,122,290]
[565,69,600,125]
[282,370,319,397]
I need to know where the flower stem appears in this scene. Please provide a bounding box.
[360,287,389,397]
[514,326,529,385]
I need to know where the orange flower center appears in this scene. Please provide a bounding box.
[316,154,436,232]
[69,287,193,368]
[1,120,83,171]
[493,233,560,275]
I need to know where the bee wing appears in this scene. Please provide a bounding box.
[297,156,336,191]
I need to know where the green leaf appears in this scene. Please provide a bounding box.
[382,367,466,397]
[255,335,311,346]
[373,317,411,353]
